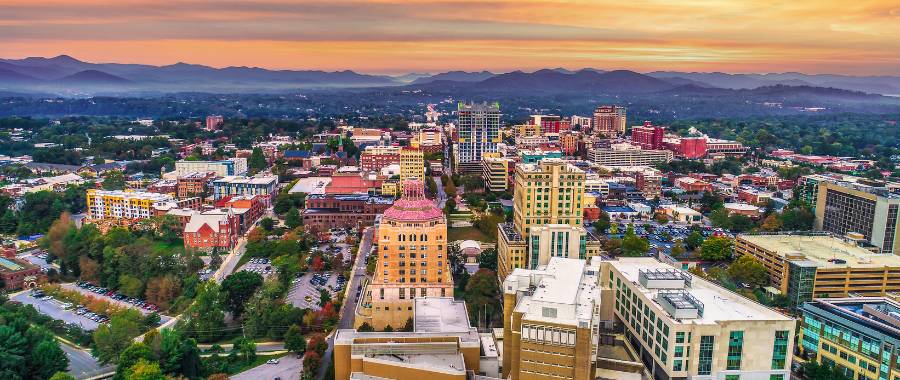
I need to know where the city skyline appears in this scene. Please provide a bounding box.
[1,0,898,75]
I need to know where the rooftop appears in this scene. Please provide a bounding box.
[89,189,174,202]
[506,257,601,326]
[213,175,278,185]
[737,234,900,269]
[413,298,471,333]
[610,257,791,323]
[804,297,900,339]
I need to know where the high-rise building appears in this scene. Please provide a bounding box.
[205,115,224,131]
[399,147,425,193]
[482,157,512,192]
[734,233,900,309]
[630,121,665,150]
[502,257,602,380]
[799,297,900,380]
[355,181,453,330]
[571,115,592,130]
[592,105,626,136]
[86,189,175,220]
[812,179,900,253]
[601,257,796,380]
[454,102,501,174]
[497,159,601,280]
[359,145,401,172]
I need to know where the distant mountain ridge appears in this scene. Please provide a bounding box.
[0,55,898,96]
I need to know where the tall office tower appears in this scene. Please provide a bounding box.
[355,181,452,330]
[601,257,796,380]
[503,257,602,380]
[205,115,224,131]
[813,179,900,253]
[630,121,665,150]
[398,147,425,193]
[453,102,500,174]
[592,105,626,137]
[497,159,601,280]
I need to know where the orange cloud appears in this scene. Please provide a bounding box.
[0,0,896,75]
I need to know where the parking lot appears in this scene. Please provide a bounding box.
[237,257,275,278]
[286,271,344,310]
[604,222,728,255]
[63,283,172,322]
[17,250,56,273]
[11,291,101,331]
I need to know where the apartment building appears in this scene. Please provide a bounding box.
[514,124,543,138]
[631,122,665,150]
[183,209,240,250]
[212,175,278,205]
[502,257,602,380]
[454,102,501,174]
[588,143,673,167]
[497,159,601,281]
[86,189,175,220]
[812,180,900,253]
[483,157,512,192]
[592,105,627,137]
[601,257,796,380]
[734,234,900,309]
[355,181,453,330]
[410,128,443,153]
[399,147,425,193]
[360,145,401,172]
[799,297,900,380]
[174,157,247,177]
[177,171,216,199]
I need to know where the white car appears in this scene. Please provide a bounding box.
[266,359,280,365]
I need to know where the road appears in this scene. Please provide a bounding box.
[434,175,448,209]
[232,354,301,380]
[315,226,374,379]
[60,341,113,380]
[214,237,247,283]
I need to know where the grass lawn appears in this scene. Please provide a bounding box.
[448,226,492,242]
[152,241,183,254]
[227,351,289,374]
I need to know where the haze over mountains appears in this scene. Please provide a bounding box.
[1,55,899,97]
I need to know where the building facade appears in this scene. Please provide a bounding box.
[86,189,175,221]
[177,171,216,199]
[399,147,425,193]
[302,194,394,231]
[483,157,512,193]
[212,175,278,205]
[588,144,673,167]
[631,122,665,150]
[174,158,247,177]
[813,180,900,254]
[360,145,401,172]
[592,105,627,137]
[183,210,240,250]
[454,102,501,174]
[355,181,453,330]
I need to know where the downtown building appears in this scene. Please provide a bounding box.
[211,175,278,205]
[453,102,501,174]
[588,142,674,167]
[592,105,627,137]
[302,194,394,231]
[86,189,175,221]
[355,181,453,330]
[810,178,900,254]
[497,159,602,281]
[174,157,247,177]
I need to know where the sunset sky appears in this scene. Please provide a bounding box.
[1,0,898,75]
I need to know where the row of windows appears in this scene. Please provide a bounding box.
[521,324,577,347]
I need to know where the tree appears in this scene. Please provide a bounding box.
[802,361,852,380]
[248,147,268,175]
[709,208,731,229]
[285,207,302,229]
[478,248,498,271]
[93,309,144,363]
[761,214,783,231]
[0,326,27,379]
[302,351,321,380]
[144,275,180,310]
[123,359,165,380]
[30,339,69,380]
[115,343,156,379]
[178,282,226,343]
[307,333,327,356]
[102,170,127,191]
[621,225,650,257]
[465,269,500,328]
[357,322,375,332]
[231,337,256,363]
[221,271,264,317]
[260,217,275,231]
[49,373,76,380]
[284,325,306,354]
[700,236,733,261]
[670,239,687,258]
[728,214,754,233]
[685,231,704,251]
[782,207,814,230]
[592,210,611,232]
[727,256,769,288]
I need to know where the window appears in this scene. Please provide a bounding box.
[699,335,715,375]
[727,331,744,370]
[772,330,789,369]
[542,307,557,318]
[770,375,784,380]
[676,332,685,343]
[725,375,740,380]
[673,360,683,371]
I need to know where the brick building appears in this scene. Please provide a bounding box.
[630,121,665,150]
[302,194,394,231]
[183,210,240,250]
[177,171,216,199]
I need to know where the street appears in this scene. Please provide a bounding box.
[231,354,301,380]
[434,175,448,209]
[315,226,374,379]
[60,341,113,380]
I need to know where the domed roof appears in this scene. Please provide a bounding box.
[382,180,444,222]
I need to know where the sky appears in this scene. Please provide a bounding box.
[0,0,898,75]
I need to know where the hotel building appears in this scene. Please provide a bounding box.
[355,181,453,330]
[812,179,900,254]
[592,105,627,137]
[454,102,501,174]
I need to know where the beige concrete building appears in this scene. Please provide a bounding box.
[502,257,602,380]
[812,180,900,254]
[734,233,900,309]
[399,147,425,193]
[588,143,673,167]
[336,298,494,380]
[600,257,796,380]
[355,181,453,330]
[482,157,511,192]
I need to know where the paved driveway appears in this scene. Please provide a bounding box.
[61,342,113,379]
[231,355,301,380]
[11,292,100,330]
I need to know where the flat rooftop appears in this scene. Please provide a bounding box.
[610,257,791,323]
[806,298,900,338]
[413,297,471,333]
[509,257,601,325]
[738,234,900,269]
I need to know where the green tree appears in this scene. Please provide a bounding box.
[221,271,264,317]
[621,225,650,257]
[592,210,611,232]
[30,340,69,380]
[179,282,226,343]
[231,337,256,363]
[782,207,814,230]
[93,309,144,364]
[728,214,754,233]
[478,248,498,271]
[464,269,500,327]
[260,217,275,231]
[727,255,769,288]
[115,343,156,380]
[670,239,687,257]
[102,170,127,190]
[284,325,306,354]
[123,359,165,380]
[802,361,852,380]
[0,326,27,379]
[248,147,268,175]
[685,231,704,251]
[358,322,375,332]
[709,208,731,229]
[700,236,733,261]
[49,373,76,380]
[285,207,302,229]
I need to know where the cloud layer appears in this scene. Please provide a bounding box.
[0,0,897,74]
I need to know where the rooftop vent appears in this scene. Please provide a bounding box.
[656,289,704,319]
[639,268,692,289]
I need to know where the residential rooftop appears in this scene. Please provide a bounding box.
[609,257,792,323]
[737,234,900,269]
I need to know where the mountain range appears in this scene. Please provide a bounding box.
[0,55,899,96]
